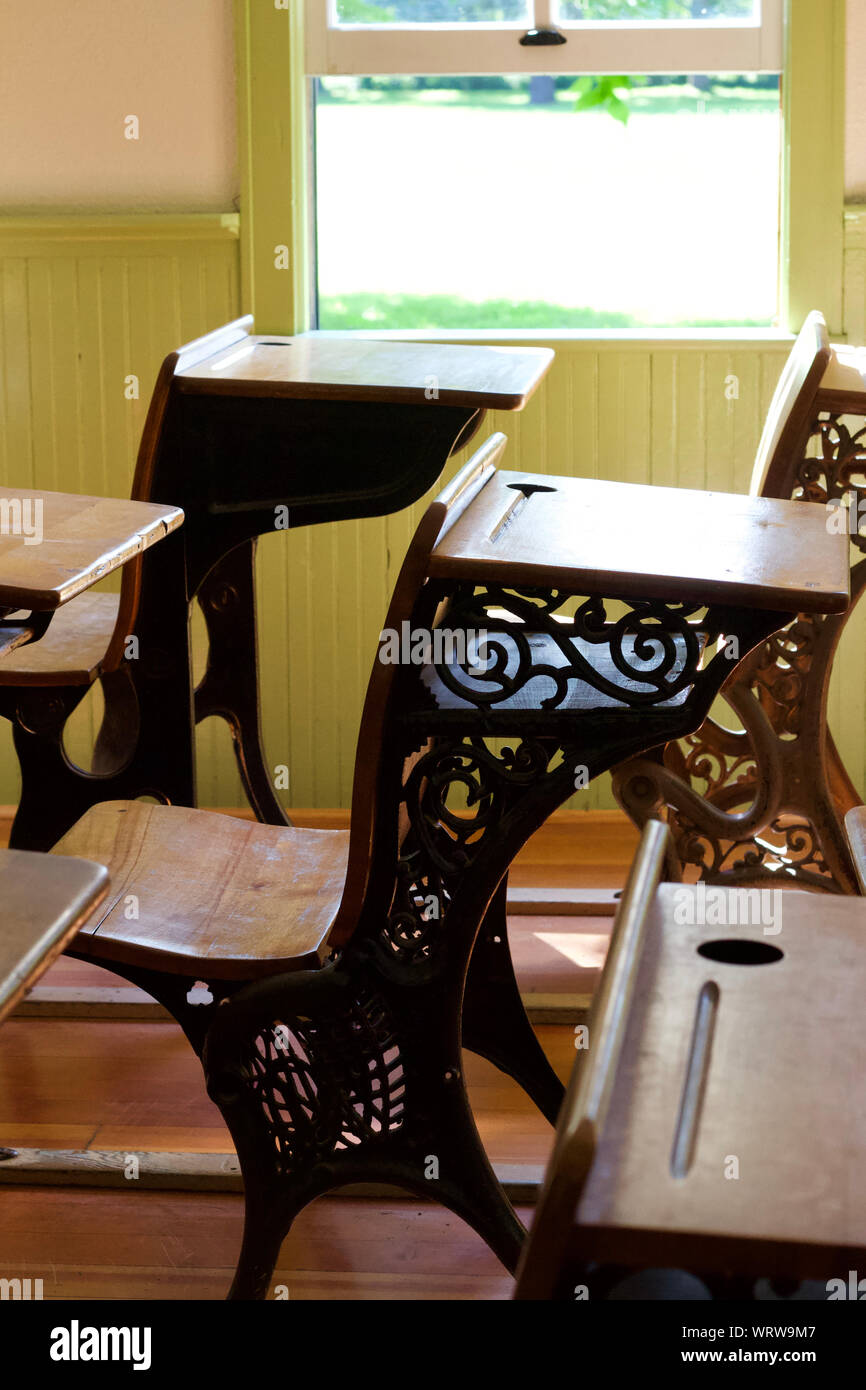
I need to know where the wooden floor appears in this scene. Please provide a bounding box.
[0,808,637,1300]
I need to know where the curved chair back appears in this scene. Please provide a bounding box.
[328,432,508,948]
[749,310,830,499]
[101,316,255,672]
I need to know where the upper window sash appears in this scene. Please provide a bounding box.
[305,0,784,75]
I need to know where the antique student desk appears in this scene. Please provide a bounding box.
[0,489,181,656]
[614,314,866,897]
[424,468,850,1125]
[12,446,849,1228]
[0,486,180,1055]
[9,318,552,851]
[150,322,554,823]
[517,819,866,1299]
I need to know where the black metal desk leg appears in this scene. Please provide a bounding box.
[194,540,292,827]
[462,877,565,1125]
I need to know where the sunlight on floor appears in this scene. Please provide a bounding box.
[533,930,609,970]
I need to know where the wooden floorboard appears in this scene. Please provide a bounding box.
[0,1187,532,1299]
[0,1019,565,1298]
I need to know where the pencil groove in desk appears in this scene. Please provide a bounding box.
[670,980,719,1181]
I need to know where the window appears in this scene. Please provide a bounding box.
[304,2,786,331]
[307,2,783,75]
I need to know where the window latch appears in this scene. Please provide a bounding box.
[519,27,567,45]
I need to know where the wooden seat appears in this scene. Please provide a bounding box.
[0,592,119,685]
[613,309,866,894]
[63,800,349,978]
[516,820,866,1299]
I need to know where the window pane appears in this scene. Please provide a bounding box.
[555,1,758,19]
[334,1,531,24]
[315,76,779,330]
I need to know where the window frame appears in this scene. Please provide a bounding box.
[306,0,784,76]
[234,0,843,339]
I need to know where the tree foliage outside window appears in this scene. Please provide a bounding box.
[335,0,762,119]
[336,2,528,19]
[336,0,757,20]
[558,1,755,18]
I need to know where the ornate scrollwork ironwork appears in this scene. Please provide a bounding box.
[794,415,866,555]
[747,616,821,738]
[668,809,834,889]
[379,736,560,966]
[229,986,406,1171]
[614,410,865,894]
[423,583,710,714]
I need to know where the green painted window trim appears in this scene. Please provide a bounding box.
[235,0,844,339]
[235,0,309,335]
[780,0,845,334]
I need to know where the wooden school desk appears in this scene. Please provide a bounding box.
[124,319,554,821]
[0,487,182,655]
[517,821,866,1298]
[613,314,866,896]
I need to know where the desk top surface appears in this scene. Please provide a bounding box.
[576,886,866,1271]
[431,469,849,614]
[175,334,553,410]
[0,850,108,1025]
[0,490,183,611]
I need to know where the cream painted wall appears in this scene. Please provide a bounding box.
[1,2,863,207]
[847,0,866,197]
[0,0,237,211]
